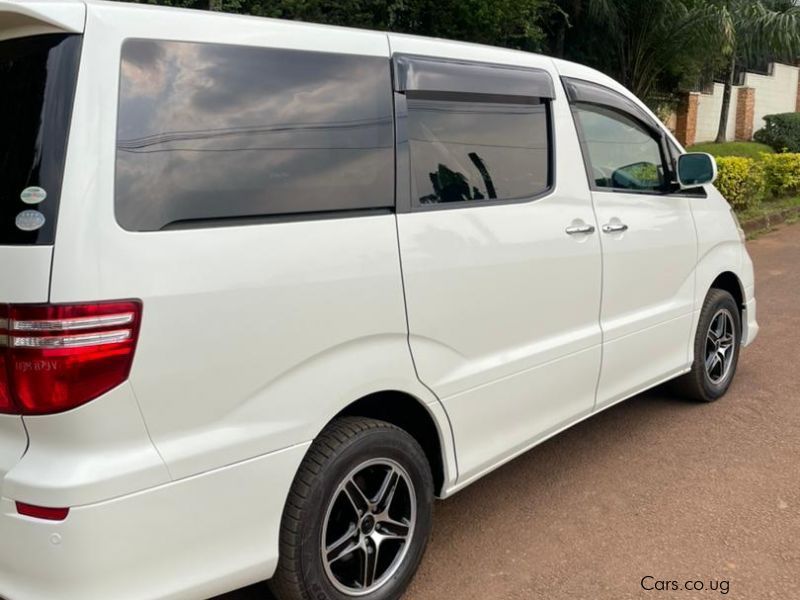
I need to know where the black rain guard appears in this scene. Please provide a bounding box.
[393,54,556,100]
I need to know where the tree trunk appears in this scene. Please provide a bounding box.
[716,54,736,144]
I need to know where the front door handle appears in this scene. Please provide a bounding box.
[565,224,596,235]
[602,223,629,233]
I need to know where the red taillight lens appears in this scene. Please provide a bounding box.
[0,300,142,415]
[0,304,12,413]
[16,502,70,521]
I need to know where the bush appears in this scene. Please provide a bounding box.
[760,153,800,197]
[754,113,800,153]
[688,141,774,159]
[715,156,764,210]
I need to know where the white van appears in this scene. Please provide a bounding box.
[0,2,759,599]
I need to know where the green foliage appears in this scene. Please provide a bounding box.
[754,113,800,153]
[688,141,774,159]
[760,153,800,196]
[119,0,556,51]
[723,0,800,67]
[714,149,800,212]
[702,1,800,142]
[715,156,765,209]
[549,1,800,115]
[117,0,800,115]
[549,0,723,101]
[621,162,660,187]
[736,193,800,222]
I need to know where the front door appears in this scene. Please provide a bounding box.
[567,82,698,409]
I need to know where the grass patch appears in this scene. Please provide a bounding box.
[688,141,775,159]
[738,196,800,238]
[738,195,800,222]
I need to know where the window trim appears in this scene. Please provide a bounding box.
[394,89,555,214]
[562,76,662,134]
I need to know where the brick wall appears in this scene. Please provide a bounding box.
[675,92,699,146]
[681,62,799,143]
[735,87,756,141]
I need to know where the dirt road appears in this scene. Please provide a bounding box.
[220,223,800,599]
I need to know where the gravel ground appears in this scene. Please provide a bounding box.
[219,223,800,600]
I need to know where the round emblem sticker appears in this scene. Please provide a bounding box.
[15,210,46,232]
[20,186,47,205]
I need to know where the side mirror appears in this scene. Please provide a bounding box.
[677,152,717,189]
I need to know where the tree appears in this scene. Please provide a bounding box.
[553,0,721,102]
[709,0,800,143]
[119,0,556,51]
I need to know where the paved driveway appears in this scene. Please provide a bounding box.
[219,223,800,599]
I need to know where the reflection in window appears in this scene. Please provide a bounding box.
[406,98,549,206]
[574,104,666,191]
[116,40,394,231]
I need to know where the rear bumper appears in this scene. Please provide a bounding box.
[0,442,308,600]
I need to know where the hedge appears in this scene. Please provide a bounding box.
[754,113,800,153]
[715,157,765,210]
[760,153,800,197]
[714,151,800,211]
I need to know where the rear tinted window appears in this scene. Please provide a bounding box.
[407,97,550,206]
[116,40,394,231]
[0,35,81,245]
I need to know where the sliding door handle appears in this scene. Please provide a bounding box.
[602,223,629,233]
[565,224,596,235]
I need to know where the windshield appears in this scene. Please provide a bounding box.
[0,34,81,245]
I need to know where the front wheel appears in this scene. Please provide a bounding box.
[269,417,434,600]
[673,288,741,402]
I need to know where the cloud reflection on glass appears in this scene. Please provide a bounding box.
[116,40,394,231]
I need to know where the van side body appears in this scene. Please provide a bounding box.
[0,2,757,599]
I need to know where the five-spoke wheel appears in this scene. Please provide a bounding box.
[270,417,433,600]
[704,308,736,385]
[323,459,416,595]
[674,288,741,402]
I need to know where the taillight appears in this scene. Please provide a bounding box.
[0,300,142,415]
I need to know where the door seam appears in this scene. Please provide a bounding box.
[392,212,459,482]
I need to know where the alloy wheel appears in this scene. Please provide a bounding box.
[705,308,736,385]
[321,458,416,596]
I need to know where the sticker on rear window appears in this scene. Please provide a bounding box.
[20,186,47,204]
[15,210,46,232]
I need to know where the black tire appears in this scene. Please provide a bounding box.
[269,417,434,600]
[673,288,741,402]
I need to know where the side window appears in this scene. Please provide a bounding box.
[116,40,394,231]
[406,96,550,206]
[573,104,667,192]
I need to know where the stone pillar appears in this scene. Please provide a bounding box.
[735,87,756,141]
[675,92,699,147]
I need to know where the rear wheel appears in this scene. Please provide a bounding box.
[673,288,741,402]
[270,417,434,600]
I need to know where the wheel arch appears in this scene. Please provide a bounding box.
[709,271,745,316]
[334,390,449,496]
